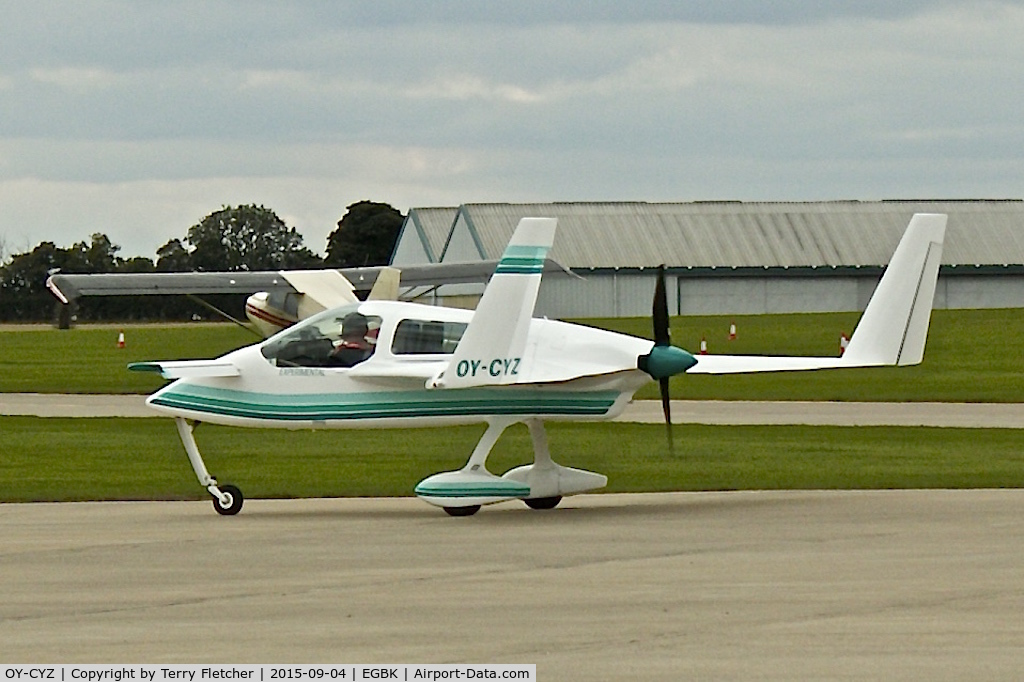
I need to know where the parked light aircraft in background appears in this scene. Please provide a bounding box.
[128,214,946,516]
[46,260,570,337]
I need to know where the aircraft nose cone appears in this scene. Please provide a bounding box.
[638,345,698,379]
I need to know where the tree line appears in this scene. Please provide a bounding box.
[0,200,404,323]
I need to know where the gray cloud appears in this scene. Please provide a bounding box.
[1,1,1023,258]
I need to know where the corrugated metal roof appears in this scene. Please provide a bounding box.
[399,207,458,263]
[452,201,1024,269]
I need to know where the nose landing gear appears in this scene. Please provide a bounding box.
[175,417,244,516]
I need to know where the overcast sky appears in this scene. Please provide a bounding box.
[2,1,1022,259]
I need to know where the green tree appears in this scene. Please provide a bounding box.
[0,241,69,320]
[2,241,60,292]
[156,238,191,272]
[73,233,120,273]
[187,204,321,271]
[118,256,156,273]
[324,201,404,267]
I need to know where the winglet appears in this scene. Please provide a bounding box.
[430,217,556,389]
[842,213,946,366]
[45,274,72,304]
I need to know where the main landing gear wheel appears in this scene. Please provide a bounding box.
[524,496,562,510]
[213,484,244,516]
[443,505,481,517]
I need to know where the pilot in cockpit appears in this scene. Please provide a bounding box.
[329,312,374,367]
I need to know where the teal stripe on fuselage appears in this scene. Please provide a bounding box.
[152,384,618,422]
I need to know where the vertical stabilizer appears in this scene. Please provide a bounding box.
[842,213,946,366]
[430,217,556,389]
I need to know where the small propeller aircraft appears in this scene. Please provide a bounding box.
[130,213,946,516]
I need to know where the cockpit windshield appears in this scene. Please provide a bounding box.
[260,304,382,368]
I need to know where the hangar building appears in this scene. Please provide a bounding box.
[390,201,1024,318]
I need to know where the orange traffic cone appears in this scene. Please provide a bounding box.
[728,322,737,340]
[699,336,708,355]
[839,332,849,356]
[117,330,126,349]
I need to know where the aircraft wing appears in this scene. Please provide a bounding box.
[343,259,573,290]
[46,269,361,327]
[47,271,298,304]
[128,360,240,379]
[46,260,572,304]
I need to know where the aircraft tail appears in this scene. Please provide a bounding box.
[841,213,946,366]
[686,213,947,375]
[430,217,556,389]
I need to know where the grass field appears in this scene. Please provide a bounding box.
[0,322,255,394]
[1,417,1022,503]
[2,310,1020,505]
[1,308,1021,400]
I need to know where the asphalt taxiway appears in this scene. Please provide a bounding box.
[3,394,1022,676]
[3,491,1023,677]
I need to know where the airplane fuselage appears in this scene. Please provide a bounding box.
[146,299,653,430]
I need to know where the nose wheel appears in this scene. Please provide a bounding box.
[213,484,244,516]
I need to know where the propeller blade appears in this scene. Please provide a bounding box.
[639,265,678,452]
[653,265,670,347]
[660,376,673,453]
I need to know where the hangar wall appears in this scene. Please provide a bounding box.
[938,274,1024,310]
[675,276,867,316]
[395,201,1024,318]
[536,272,870,318]
[536,272,1024,319]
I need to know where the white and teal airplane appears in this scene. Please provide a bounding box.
[131,213,947,516]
